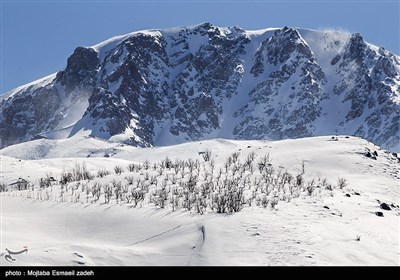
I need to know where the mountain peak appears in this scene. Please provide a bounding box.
[343,32,367,62]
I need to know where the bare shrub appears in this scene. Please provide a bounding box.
[125,176,135,185]
[127,163,135,172]
[231,152,240,163]
[163,156,173,169]
[173,159,181,175]
[170,174,177,184]
[170,190,179,211]
[337,177,347,189]
[157,164,165,176]
[85,185,92,203]
[104,184,113,204]
[154,183,168,209]
[186,159,196,174]
[325,183,333,191]
[224,160,230,173]
[319,177,331,190]
[15,179,29,191]
[97,169,110,178]
[72,163,93,181]
[92,182,102,202]
[227,185,245,212]
[143,159,150,170]
[60,171,73,186]
[212,193,228,213]
[258,153,271,173]
[295,174,304,188]
[149,175,157,185]
[38,177,51,188]
[0,183,7,192]
[306,179,315,196]
[202,149,212,162]
[112,180,123,203]
[270,198,279,209]
[259,194,269,208]
[244,151,256,172]
[131,187,145,207]
[194,196,207,214]
[114,166,124,175]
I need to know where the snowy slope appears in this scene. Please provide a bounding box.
[1,23,399,151]
[1,136,399,266]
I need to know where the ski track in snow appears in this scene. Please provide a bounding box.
[125,225,182,247]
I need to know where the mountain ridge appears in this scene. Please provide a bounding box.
[1,23,399,151]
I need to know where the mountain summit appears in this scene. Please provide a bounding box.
[1,23,399,151]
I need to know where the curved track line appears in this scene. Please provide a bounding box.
[187,225,206,265]
[125,225,182,246]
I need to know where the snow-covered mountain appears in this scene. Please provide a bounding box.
[1,136,399,265]
[1,23,399,151]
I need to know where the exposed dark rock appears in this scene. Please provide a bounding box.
[375,211,384,217]
[57,47,99,93]
[365,151,377,160]
[380,203,391,211]
[331,54,341,65]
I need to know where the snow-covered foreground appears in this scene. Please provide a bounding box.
[1,135,399,266]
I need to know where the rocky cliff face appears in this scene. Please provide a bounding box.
[1,23,399,151]
[234,27,328,140]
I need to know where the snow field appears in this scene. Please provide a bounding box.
[1,135,399,265]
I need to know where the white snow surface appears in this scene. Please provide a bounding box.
[0,135,399,266]
[1,73,57,101]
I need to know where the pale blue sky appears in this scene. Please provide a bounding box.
[1,0,399,94]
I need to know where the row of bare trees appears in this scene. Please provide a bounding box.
[2,151,347,214]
